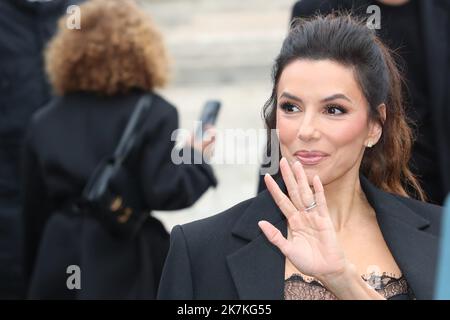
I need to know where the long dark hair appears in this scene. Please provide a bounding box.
[263,13,425,201]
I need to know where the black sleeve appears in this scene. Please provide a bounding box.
[20,124,51,284]
[140,106,217,211]
[157,225,194,299]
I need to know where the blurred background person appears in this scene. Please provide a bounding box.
[0,0,83,299]
[22,0,216,299]
[285,0,450,205]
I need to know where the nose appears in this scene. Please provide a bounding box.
[296,112,320,142]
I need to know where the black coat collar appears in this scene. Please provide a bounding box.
[226,175,438,299]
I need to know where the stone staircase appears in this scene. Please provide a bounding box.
[142,0,293,86]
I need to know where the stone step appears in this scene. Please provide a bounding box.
[142,0,293,85]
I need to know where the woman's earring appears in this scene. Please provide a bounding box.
[367,141,373,148]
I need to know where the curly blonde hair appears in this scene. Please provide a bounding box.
[45,0,169,96]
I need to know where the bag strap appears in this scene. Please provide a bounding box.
[112,94,153,165]
[76,94,152,205]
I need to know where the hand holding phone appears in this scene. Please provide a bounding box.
[195,100,221,141]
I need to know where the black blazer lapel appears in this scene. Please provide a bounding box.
[226,175,439,299]
[226,188,287,299]
[360,176,439,299]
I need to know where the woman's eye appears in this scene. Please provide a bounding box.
[280,103,300,113]
[325,105,346,115]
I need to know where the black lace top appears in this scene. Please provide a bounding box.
[284,272,414,300]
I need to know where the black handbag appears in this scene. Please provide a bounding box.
[76,94,153,239]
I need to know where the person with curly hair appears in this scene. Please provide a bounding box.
[22,0,217,299]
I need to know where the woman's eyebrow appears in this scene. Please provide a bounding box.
[279,92,352,104]
[321,93,352,103]
[279,92,303,103]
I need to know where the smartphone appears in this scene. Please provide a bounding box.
[195,100,221,141]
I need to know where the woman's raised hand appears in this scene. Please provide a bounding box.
[258,157,347,281]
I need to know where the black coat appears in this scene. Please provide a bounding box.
[0,0,83,192]
[158,175,442,300]
[290,0,450,203]
[22,91,217,299]
[0,0,83,299]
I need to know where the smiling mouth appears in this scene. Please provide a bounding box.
[294,154,329,166]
